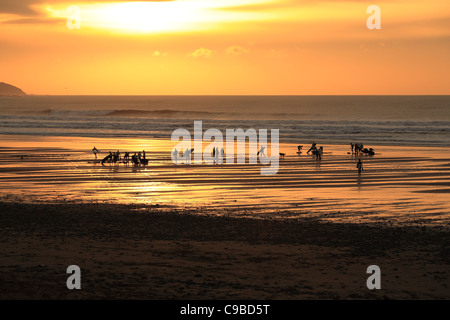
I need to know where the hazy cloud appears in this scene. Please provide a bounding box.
[226,45,250,55]
[1,17,64,24]
[153,51,168,57]
[0,1,38,15]
[0,0,173,15]
[188,47,213,58]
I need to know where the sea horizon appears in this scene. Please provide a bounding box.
[1,95,449,146]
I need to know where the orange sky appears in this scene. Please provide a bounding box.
[0,0,449,95]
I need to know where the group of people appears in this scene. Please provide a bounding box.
[172,147,227,165]
[212,147,225,164]
[306,142,324,160]
[172,148,195,164]
[93,141,367,173]
[301,142,365,173]
[350,143,364,155]
[350,143,368,173]
[96,147,149,166]
[350,143,375,156]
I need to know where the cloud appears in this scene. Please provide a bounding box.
[0,0,173,15]
[1,17,64,24]
[188,47,213,58]
[226,45,250,55]
[0,0,176,26]
[0,1,38,15]
[153,51,168,57]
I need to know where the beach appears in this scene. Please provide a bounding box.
[0,134,449,299]
[1,201,449,299]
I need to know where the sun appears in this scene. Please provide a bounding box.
[84,1,209,33]
[44,0,274,34]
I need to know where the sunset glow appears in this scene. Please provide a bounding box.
[0,0,449,94]
[43,0,275,34]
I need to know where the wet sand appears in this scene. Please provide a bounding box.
[1,201,449,299]
[0,135,449,226]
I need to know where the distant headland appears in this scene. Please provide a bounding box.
[0,82,26,96]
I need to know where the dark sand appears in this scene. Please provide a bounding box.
[1,201,449,299]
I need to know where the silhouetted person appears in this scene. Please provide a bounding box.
[307,142,317,154]
[112,150,120,163]
[101,152,113,165]
[316,146,323,160]
[215,147,220,164]
[131,153,140,166]
[92,146,99,159]
[257,146,266,157]
[184,148,193,163]
[140,151,148,165]
[357,159,363,174]
[350,143,354,154]
[124,152,130,163]
[173,148,178,165]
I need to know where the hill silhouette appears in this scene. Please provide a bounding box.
[0,82,26,96]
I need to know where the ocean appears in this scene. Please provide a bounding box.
[0,95,449,147]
